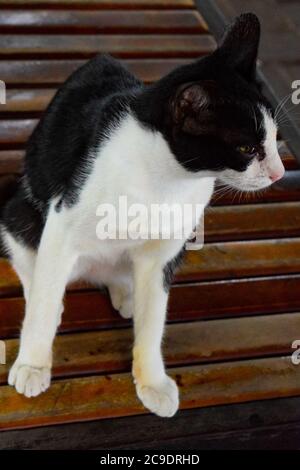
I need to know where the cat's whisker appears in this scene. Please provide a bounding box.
[274,92,294,121]
[252,105,258,132]
[212,184,234,203]
[182,156,202,165]
[276,113,300,125]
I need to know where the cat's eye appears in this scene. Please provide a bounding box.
[237,145,258,157]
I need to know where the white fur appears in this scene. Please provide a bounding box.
[7,113,215,416]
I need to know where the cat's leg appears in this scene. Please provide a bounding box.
[8,203,77,397]
[108,283,133,319]
[2,229,36,303]
[85,258,134,319]
[107,261,133,319]
[131,240,184,418]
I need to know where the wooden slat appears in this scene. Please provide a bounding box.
[205,202,300,241]
[0,151,23,173]
[0,34,216,58]
[0,10,207,34]
[3,89,55,113]
[169,275,300,320]
[182,238,300,281]
[0,0,196,8]
[0,357,299,430]
[0,275,300,337]
[1,312,299,384]
[0,119,38,145]
[0,58,191,85]
[0,235,299,297]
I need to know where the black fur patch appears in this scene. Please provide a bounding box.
[163,246,186,292]
[24,54,141,209]
[2,186,45,252]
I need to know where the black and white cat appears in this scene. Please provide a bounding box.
[1,13,284,417]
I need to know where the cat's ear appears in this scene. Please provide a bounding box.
[217,13,260,81]
[170,81,213,134]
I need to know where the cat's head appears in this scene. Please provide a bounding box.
[160,13,285,191]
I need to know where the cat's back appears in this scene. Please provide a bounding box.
[24,54,143,205]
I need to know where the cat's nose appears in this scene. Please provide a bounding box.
[270,167,285,182]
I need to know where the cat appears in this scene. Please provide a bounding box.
[1,13,284,417]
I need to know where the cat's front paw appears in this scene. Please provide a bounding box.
[8,361,51,398]
[135,375,179,417]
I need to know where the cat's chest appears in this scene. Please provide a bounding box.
[66,114,215,255]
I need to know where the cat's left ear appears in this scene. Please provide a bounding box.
[216,12,260,81]
[170,81,214,134]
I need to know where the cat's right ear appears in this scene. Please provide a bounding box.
[170,81,212,134]
[216,13,260,81]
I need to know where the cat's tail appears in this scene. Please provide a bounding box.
[0,175,19,257]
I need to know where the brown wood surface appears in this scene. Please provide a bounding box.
[0,151,23,173]
[0,357,299,430]
[1,312,299,384]
[0,275,299,337]
[0,119,38,146]
[181,238,300,281]
[0,34,216,58]
[205,202,300,241]
[0,10,207,34]
[3,89,55,113]
[0,59,191,85]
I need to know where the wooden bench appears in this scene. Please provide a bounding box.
[0,0,300,449]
